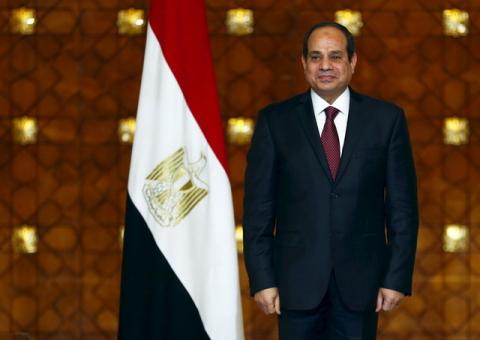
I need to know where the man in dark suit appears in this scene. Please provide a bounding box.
[243,21,419,339]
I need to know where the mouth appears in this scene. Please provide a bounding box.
[317,75,336,82]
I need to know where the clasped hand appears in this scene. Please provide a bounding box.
[254,287,281,315]
[376,288,404,312]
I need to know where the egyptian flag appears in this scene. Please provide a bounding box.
[118,0,244,339]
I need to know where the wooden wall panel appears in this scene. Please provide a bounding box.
[0,0,479,338]
[0,0,147,338]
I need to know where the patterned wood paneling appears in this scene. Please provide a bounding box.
[0,0,479,338]
[1,0,148,338]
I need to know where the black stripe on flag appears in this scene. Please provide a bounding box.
[118,194,210,340]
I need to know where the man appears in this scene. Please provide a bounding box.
[243,21,419,339]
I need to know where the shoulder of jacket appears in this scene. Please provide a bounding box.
[352,90,404,118]
[258,92,307,118]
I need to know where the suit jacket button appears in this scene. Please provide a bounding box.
[330,192,339,199]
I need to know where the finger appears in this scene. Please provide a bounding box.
[263,303,276,315]
[274,294,281,315]
[384,304,395,311]
[257,302,274,314]
[382,300,397,311]
[255,295,274,308]
[387,298,400,306]
[258,299,273,310]
[376,291,383,312]
[382,299,391,311]
[255,299,265,309]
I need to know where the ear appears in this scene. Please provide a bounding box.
[350,53,357,73]
[301,56,307,70]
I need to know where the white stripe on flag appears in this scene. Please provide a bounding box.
[128,25,244,340]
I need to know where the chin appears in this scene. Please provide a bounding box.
[315,80,336,86]
[316,85,337,92]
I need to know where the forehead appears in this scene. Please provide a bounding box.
[307,27,348,52]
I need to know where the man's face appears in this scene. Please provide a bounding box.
[301,27,357,103]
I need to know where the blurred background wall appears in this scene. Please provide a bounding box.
[0,0,479,339]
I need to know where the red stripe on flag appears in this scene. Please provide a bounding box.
[148,0,228,170]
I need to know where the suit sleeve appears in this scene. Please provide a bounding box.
[383,110,419,295]
[243,109,277,296]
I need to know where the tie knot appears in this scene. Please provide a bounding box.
[324,106,339,120]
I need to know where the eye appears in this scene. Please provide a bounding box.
[307,53,321,61]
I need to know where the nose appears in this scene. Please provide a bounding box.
[320,58,332,71]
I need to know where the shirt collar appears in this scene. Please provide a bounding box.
[310,87,350,116]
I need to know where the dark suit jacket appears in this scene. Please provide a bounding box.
[243,89,419,312]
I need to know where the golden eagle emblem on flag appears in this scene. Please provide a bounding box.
[143,148,208,227]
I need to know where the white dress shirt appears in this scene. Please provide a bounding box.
[311,88,350,156]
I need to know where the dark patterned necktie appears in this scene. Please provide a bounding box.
[321,106,340,180]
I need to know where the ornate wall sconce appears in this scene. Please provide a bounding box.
[335,10,363,36]
[443,224,469,252]
[118,117,136,144]
[227,117,254,145]
[117,9,146,35]
[12,225,38,254]
[235,224,243,254]
[226,8,254,35]
[11,7,36,35]
[13,117,38,144]
[443,9,469,37]
[443,117,469,145]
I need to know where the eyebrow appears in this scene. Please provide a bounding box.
[309,50,345,54]
[308,50,345,57]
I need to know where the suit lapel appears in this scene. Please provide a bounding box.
[335,90,366,183]
[296,91,333,182]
